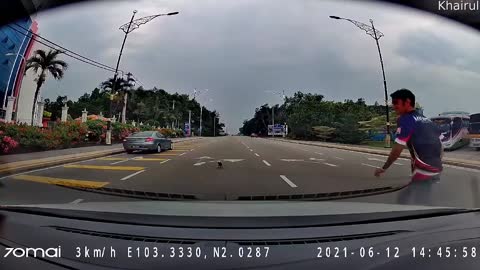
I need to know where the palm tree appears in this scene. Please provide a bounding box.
[25,49,68,125]
[100,75,135,123]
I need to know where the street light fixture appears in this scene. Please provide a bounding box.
[329,15,391,147]
[110,10,179,119]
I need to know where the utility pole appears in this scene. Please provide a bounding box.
[272,106,275,137]
[199,105,203,136]
[172,100,175,129]
[188,110,192,137]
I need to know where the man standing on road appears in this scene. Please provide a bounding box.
[374,89,443,183]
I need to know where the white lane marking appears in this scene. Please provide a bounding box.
[194,162,206,166]
[190,149,194,151]
[444,164,480,173]
[249,149,253,152]
[111,158,132,165]
[262,160,272,167]
[160,159,170,164]
[280,159,304,162]
[254,153,260,157]
[121,170,146,181]
[323,162,338,167]
[223,159,244,163]
[0,153,126,180]
[362,163,379,168]
[197,156,213,159]
[69,199,83,204]
[179,152,186,156]
[334,157,344,160]
[280,175,297,188]
[315,152,324,155]
[309,158,324,161]
[368,157,402,166]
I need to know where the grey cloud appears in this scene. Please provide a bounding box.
[31,0,480,132]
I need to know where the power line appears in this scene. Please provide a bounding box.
[12,22,116,70]
[7,24,124,74]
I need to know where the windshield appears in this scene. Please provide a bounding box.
[432,118,452,133]
[1,0,480,214]
[130,131,154,137]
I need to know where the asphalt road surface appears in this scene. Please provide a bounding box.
[0,136,479,208]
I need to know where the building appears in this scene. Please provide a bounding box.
[0,17,38,121]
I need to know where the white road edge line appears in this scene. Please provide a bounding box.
[254,153,260,157]
[280,175,297,188]
[262,160,272,167]
[69,199,83,204]
[323,162,338,167]
[121,170,146,181]
[361,163,379,168]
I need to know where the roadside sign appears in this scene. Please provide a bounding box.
[184,123,191,136]
[268,124,286,136]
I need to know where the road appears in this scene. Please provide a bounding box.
[0,136,479,208]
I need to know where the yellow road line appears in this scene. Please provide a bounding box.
[132,158,169,161]
[13,175,108,189]
[63,165,144,171]
[98,157,128,161]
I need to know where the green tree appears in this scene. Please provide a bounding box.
[25,49,68,125]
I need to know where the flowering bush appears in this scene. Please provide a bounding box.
[0,131,19,154]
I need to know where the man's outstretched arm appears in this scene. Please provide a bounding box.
[374,144,405,177]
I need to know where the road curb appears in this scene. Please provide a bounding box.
[269,138,480,170]
[0,137,201,177]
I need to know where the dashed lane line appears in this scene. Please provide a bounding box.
[323,162,338,167]
[361,163,379,168]
[120,170,146,181]
[70,199,83,204]
[255,153,260,157]
[160,159,170,164]
[263,160,272,167]
[280,175,297,188]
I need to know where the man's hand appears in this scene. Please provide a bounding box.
[374,168,386,177]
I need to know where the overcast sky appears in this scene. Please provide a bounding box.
[29,0,480,132]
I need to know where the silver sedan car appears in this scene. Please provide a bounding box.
[123,131,173,153]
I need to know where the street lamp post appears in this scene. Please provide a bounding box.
[266,90,286,137]
[192,88,209,136]
[110,10,179,118]
[329,15,391,147]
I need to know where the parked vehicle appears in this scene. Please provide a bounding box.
[468,113,480,150]
[123,131,172,153]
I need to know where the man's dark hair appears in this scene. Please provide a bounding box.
[390,88,415,107]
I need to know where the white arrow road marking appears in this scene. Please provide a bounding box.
[194,162,206,166]
[323,162,338,167]
[280,175,297,188]
[263,160,272,166]
[280,159,304,162]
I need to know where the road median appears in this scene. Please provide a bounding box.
[0,137,202,177]
[269,138,480,170]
